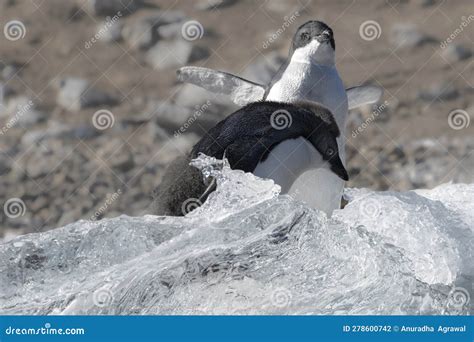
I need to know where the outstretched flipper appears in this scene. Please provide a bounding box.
[178,66,384,110]
[346,85,384,110]
[177,67,266,106]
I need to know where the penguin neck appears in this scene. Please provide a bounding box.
[268,59,347,127]
[289,41,336,67]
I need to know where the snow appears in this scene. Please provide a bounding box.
[0,155,472,315]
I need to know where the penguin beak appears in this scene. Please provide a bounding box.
[316,31,335,50]
[317,31,332,43]
[330,156,349,181]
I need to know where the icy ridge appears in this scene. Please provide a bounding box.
[0,155,472,315]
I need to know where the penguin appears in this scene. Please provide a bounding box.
[176,24,383,110]
[176,21,378,214]
[153,101,348,216]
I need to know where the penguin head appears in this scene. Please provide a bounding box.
[291,21,335,66]
[312,130,348,181]
[297,101,348,181]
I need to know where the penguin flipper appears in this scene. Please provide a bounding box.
[177,66,266,106]
[346,85,384,110]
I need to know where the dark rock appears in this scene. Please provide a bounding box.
[0,156,11,175]
[441,44,472,63]
[414,0,436,6]
[56,78,118,111]
[417,82,459,102]
[195,0,237,11]
[84,0,141,16]
[144,10,187,27]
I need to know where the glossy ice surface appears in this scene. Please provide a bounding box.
[0,155,471,315]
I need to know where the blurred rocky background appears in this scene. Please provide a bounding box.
[0,0,473,240]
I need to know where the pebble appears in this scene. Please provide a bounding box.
[97,19,123,43]
[440,44,472,63]
[85,0,141,16]
[56,77,118,111]
[0,156,11,175]
[144,10,187,27]
[96,138,135,172]
[145,40,207,69]
[417,82,459,102]
[146,100,193,127]
[6,96,45,127]
[157,22,183,40]
[2,64,18,81]
[122,19,157,50]
[265,0,307,13]
[195,0,237,11]
[173,83,234,109]
[390,23,433,48]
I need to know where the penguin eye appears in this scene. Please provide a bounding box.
[326,148,335,157]
[300,32,310,41]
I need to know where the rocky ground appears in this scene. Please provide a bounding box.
[0,0,473,239]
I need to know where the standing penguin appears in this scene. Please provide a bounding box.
[176,22,382,110]
[176,21,377,214]
[153,101,348,216]
[265,21,348,215]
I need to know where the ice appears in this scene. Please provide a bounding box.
[0,155,472,315]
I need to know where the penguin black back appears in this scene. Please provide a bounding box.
[153,101,347,216]
[191,101,342,172]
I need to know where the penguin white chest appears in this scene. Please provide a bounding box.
[253,137,321,193]
[264,61,349,215]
